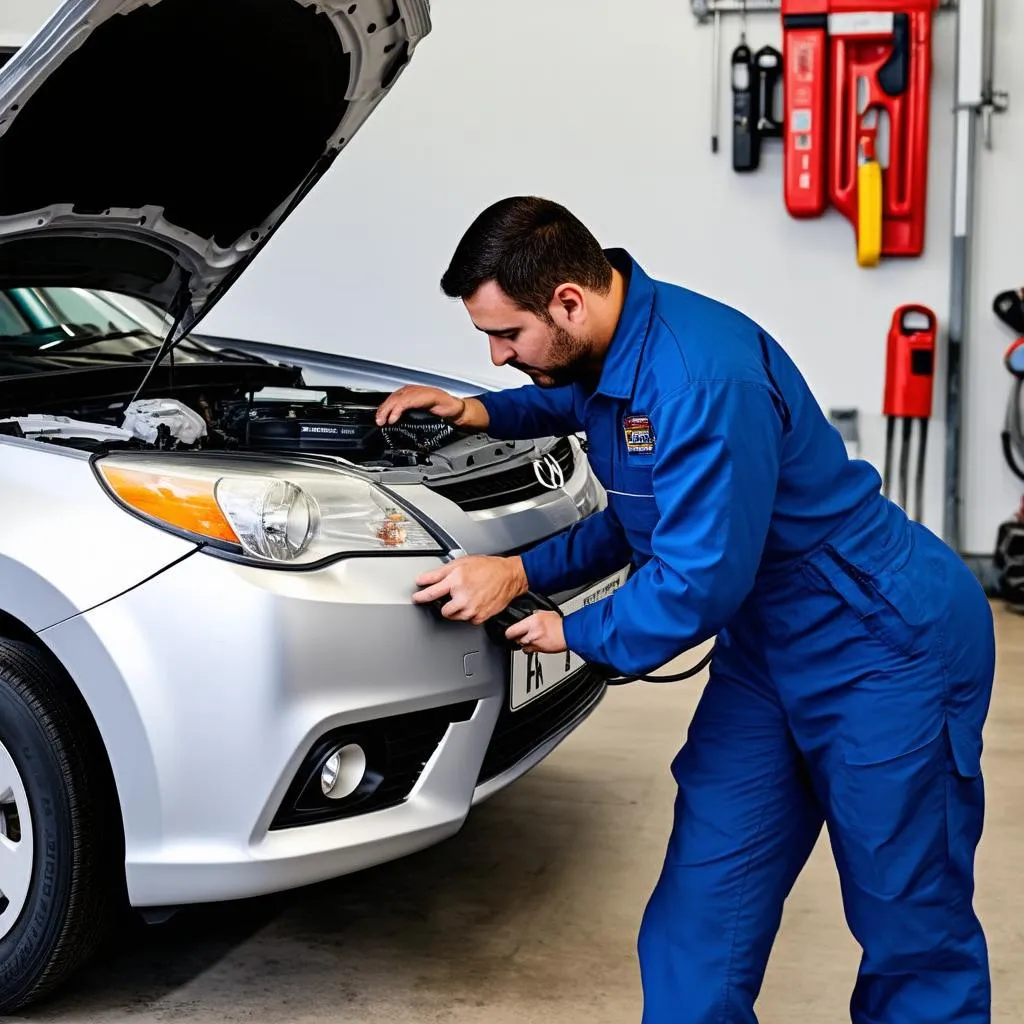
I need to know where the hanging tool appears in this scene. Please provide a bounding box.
[730,12,757,172]
[1001,337,1024,483]
[781,1,829,217]
[994,288,1024,335]
[882,304,937,522]
[733,38,783,172]
[829,6,937,263]
[754,45,785,140]
[856,106,884,267]
[710,5,723,152]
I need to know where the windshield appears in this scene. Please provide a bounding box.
[0,286,170,347]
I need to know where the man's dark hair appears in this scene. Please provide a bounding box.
[440,197,614,318]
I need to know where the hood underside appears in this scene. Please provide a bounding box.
[0,0,429,337]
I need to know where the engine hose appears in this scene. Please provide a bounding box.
[484,591,715,685]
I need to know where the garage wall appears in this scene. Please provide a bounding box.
[4,1,1023,554]
[0,0,57,46]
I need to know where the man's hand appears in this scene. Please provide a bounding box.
[413,555,527,624]
[375,385,490,430]
[505,612,567,655]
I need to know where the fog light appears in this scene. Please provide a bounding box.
[320,743,367,800]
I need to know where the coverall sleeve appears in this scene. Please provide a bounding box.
[477,384,582,440]
[518,504,634,596]
[561,380,784,676]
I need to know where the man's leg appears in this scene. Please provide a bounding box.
[794,525,995,1023]
[824,737,990,1024]
[637,643,824,1024]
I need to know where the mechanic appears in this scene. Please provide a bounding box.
[375,196,996,1024]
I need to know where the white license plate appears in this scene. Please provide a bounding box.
[508,568,629,711]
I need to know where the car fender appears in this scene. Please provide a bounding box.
[0,437,197,632]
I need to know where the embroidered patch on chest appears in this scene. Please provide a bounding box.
[623,414,655,455]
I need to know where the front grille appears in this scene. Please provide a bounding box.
[426,437,576,512]
[271,701,476,830]
[477,667,606,784]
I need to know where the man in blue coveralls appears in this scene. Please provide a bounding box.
[375,197,996,1023]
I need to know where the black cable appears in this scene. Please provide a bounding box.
[1004,378,1024,482]
[914,417,928,523]
[898,416,912,511]
[880,413,897,497]
[602,645,715,685]
[1002,432,1024,482]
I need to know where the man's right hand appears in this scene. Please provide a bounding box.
[375,385,490,431]
[413,554,528,625]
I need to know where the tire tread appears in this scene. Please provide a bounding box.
[0,638,122,1012]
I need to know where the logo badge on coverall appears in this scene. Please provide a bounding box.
[623,414,655,455]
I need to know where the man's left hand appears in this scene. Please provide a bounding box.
[505,611,567,655]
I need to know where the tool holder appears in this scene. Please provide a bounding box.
[693,0,959,176]
[692,0,956,19]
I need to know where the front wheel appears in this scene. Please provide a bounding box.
[0,638,124,1012]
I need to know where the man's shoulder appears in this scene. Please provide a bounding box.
[643,280,774,390]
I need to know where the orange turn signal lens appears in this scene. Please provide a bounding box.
[98,465,240,545]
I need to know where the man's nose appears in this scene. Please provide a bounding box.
[489,338,514,366]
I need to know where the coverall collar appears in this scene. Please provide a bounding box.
[593,248,656,400]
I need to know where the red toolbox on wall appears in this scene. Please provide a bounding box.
[781,0,939,264]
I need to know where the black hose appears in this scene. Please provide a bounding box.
[1001,432,1024,483]
[898,416,912,512]
[1004,378,1024,482]
[602,645,716,685]
[914,417,928,523]
[883,416,895,498]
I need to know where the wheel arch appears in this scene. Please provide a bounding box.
[0,609,128,890]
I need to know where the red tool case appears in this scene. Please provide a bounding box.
[781,0,939,260]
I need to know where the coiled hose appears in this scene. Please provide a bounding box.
[1002,338,1024,483]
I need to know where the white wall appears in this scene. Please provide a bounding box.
[4,1,1023,552]
[0,0,58,46]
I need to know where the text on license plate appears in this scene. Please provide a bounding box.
[508,567,628,711]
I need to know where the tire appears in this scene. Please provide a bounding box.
[0,638,124,1013]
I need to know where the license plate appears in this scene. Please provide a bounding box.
[508,568,629,711]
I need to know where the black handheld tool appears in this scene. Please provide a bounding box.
[754,45,784,141]
[731,41,757,172]
[426,591,555,645]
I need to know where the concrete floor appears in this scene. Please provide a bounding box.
[23,605,1024,1023]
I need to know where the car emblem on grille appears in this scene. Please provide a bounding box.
[533,453,566,491]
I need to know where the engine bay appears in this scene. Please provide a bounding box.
[0,382,471,470]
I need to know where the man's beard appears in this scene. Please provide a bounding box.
[512,324,594,388]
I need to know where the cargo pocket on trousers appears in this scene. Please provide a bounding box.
[802,544,919,659]
[830,720,949,900]
[945,717,985,882]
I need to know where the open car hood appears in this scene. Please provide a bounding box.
[0,0,430,341]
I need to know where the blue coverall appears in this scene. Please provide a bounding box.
[477,249,995,1023]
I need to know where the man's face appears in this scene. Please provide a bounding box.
[464,280,593,388]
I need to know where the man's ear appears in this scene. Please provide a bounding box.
[549,283,587,326]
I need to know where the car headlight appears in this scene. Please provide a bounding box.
[94,454,443,566]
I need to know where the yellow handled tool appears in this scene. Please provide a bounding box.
[857,113,883,268]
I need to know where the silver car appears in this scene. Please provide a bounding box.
[0,0,621,1011]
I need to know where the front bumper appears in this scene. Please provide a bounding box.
[40,547,609,908]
